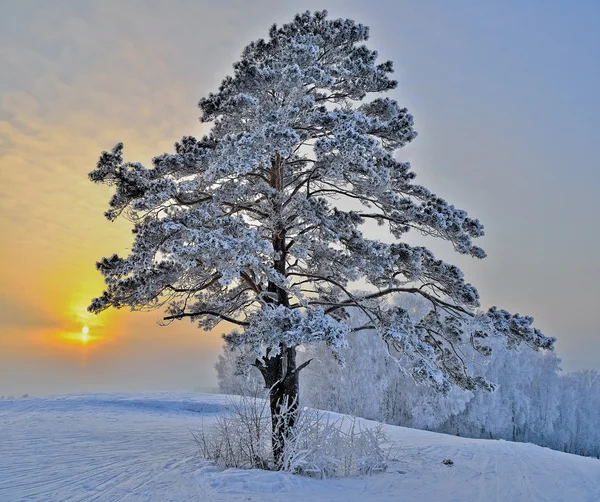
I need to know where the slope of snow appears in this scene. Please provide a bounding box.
[0,393,598,501]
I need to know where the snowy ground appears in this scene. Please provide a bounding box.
[0,393,598,501]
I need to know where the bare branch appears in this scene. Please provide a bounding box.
[163,311,249,326]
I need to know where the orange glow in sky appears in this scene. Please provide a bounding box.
[0,3,227,397]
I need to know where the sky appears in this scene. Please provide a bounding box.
[0,0,598,397]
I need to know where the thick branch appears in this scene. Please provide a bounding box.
[290,358,312,377]
[163,311,249,326]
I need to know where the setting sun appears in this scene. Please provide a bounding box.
[56,324,103,346]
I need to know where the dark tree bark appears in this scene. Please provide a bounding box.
[256,346,300,466]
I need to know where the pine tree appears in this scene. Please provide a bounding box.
[88,10,554,466]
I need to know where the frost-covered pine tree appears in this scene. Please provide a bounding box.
[88,10,554,465]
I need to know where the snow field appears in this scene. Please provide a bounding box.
[0,393,598,501]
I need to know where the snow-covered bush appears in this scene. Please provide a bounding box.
[193,395,272,470]
[193,395,389,477]
[279,404,389,478]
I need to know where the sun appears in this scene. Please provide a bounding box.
[57,324,102,346]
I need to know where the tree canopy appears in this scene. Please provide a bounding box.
[89,10,554,397]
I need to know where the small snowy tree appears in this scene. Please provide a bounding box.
[88,10,554,466]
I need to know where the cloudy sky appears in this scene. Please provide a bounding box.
[0,0,598,396]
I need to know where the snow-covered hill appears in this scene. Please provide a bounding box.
[0,393,598,501]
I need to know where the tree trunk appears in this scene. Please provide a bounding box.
[255,152,310,467]
[258,345,299,468]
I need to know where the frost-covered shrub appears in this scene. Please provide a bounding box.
[193,395,390,477]
[193,395,272,470]
[279,404,389,478]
